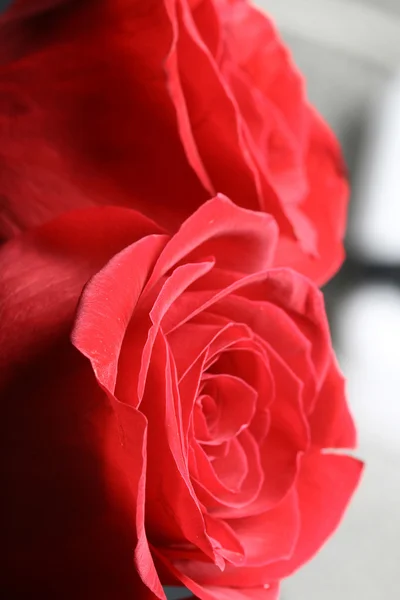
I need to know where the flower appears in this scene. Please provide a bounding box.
[0,0,348,284]
[1,196,362,599]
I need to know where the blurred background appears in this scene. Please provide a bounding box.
[260,1,400,599]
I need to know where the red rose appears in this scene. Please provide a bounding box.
[1,196,361,599]
[0,0,67,21]
[0,0,347,284]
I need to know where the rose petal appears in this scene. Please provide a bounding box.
[172,2,264,213]
[216,429,301,520]
[172,490,299,582]
[207,339,273,443]
[266,347,310,451]
[201,373,257,443]
[217,0,306,142]
[154,547,280,600]
[168,318,252,380]
[235,267,332,399]
[0,206,159,373]
[213,346,307,520]
[0,0,207,236]
[274,111,349,285]
[309,357,357,449]
[105,398,165,599]
[199,585,280,600]
[154,269,269,334]
[226,488,300,567]
[203,513,245,566]
[190,0,222,58]
[211,435,249,491]
[1,335,155,597]
[146,195,278,288]
[163,0,215,194]
[179,353,206,451]
[210,294,317,412]
[0,205,165,596]
[139,259,215,399]
[261,451,364,580]
[139,330,220,567]
[185,450,362,589]
[72,235,168,396]
[192,429,263,513]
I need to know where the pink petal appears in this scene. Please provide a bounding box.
[192,429,263,513]
[274,111,349,285]
[211,294,317,412]
[171,1,265,213]
[309,357,357,450]
[139,259,215,399]
[146,195,278,287]
[168,319,252,381]
[261,451,364,580]
[236,267,332,401]
[203,513,245,565]
[154,549,280,600]
[184,451,362,589]
[201,373,257,443]
[105,399,165,599]
[199,585,280,600]
[226,488,300,567]
[139,331,219,566]
[72,235,168,396]
[211,435,249,491]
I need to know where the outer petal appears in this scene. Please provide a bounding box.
[0,206,160,375]
[1,322,156,598]
[262,451,363,580]
[0,206,164,597]
[170,0,267,214]
[175,451,362,589]
[154,550,280,600]
[274,112,349,284]
[70,227,219,565]
[200,586,280,600]
[107,398,166,599]
[309,357,357,449]
[72,234,168,394]
[224,488,300,567]
[216,0,309,207]
[213,0,348,274]
[216,0,307,145]
[0,0,207,236]
[146,195,278,288]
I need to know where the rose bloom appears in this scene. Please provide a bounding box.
[1,197,362,599]
[0,0,347,284]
